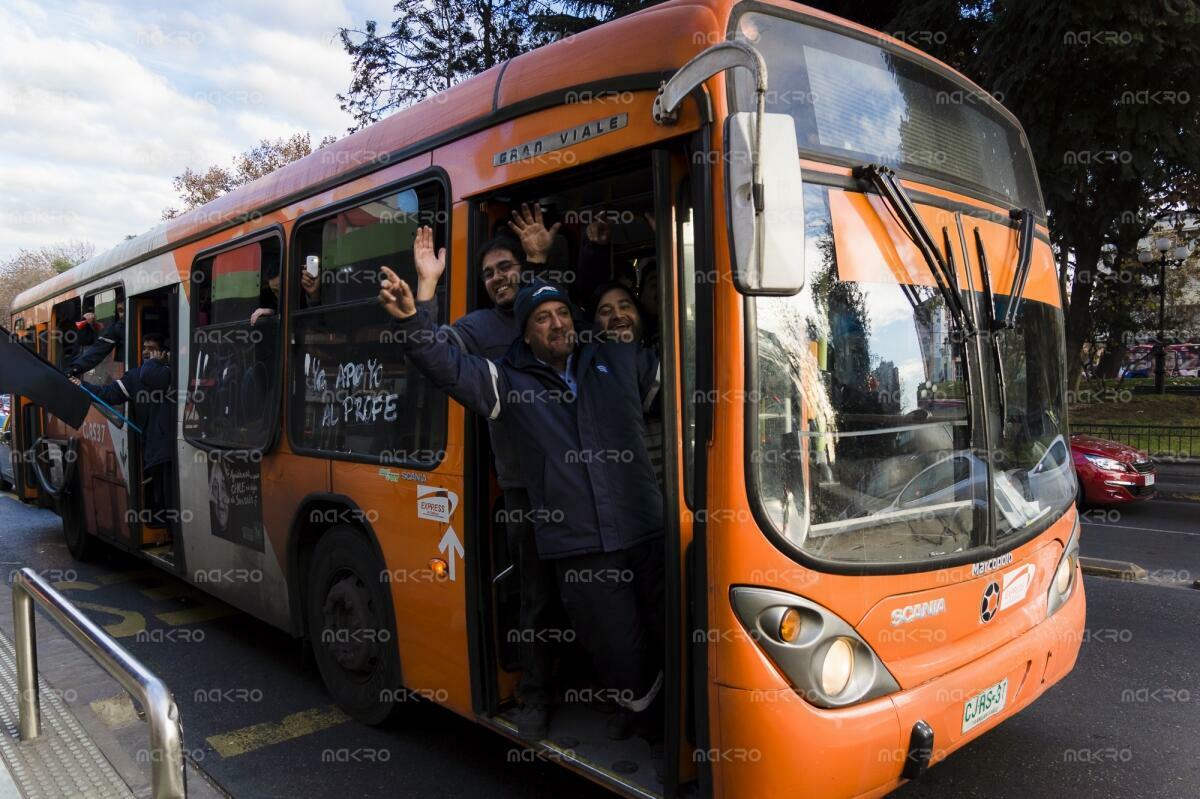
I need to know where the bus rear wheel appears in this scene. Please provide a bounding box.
[306,526,401,725]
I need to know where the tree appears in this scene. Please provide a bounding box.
[336,0,672,131]
[162,132,336,219]
[337,0,537,131]
[0,242,94,328]
[806,0,1200,388]
[530,0,666,38]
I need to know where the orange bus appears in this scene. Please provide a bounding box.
[7,1,1084,796]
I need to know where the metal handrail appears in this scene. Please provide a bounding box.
[11,567,186,798]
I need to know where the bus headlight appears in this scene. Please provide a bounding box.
[820,638,855,696]
[1046,516,1081,618]
[731,587,899,708]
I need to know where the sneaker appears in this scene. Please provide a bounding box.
[513,703,551,740]
[606,709,636,740]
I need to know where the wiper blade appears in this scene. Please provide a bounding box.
[853,164,975,335]
[974,227,1007,427]
[1002,209,1035,328]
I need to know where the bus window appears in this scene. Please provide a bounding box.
[51,297,83,368]
[185,237,283,449]
[288,181,447,463]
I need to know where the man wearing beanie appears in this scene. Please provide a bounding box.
[407,209,564,741]
[380,246,665,747]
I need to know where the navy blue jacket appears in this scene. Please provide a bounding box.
[84,358,172,469]
[417,298,524,490]
[395,304,663,559]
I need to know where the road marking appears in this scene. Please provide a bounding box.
[72,601,147,638]
[206,705,350,758]
[156,605,239,626]
[1084,522,1200,538]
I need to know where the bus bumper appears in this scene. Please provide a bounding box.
[712,574,1086,798]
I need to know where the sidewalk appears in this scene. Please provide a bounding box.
[0,581,225,798]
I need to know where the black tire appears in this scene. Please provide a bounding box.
[60,478,96,561]
[306,526,401,725]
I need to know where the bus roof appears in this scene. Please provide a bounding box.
[12,0,996,314]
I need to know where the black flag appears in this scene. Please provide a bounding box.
[0,326,93,429]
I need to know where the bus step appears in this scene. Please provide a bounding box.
[142,545,175,568]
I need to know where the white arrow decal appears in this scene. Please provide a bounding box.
[438,526,464,581]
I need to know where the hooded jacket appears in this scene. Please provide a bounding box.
[394,304,662,559]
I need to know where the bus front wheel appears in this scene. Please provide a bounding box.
[306,526,401,725]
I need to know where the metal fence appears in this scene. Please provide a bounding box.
[1071,423,1200,462]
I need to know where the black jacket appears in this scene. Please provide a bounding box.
[394,304,663,559]
[84,358,172,469]
[67,319,123,376]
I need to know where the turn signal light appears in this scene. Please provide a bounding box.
[779,608,802,643]
[430,558,448,578]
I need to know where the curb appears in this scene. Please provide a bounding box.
[1157,490,1200,502]
[1079,557,1148,581]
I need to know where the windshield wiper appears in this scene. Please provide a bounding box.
[853,165,975,335]
[1002,208,1035,328]
[974,227,1007,427]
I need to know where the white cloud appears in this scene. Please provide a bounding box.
[0,0,396,263]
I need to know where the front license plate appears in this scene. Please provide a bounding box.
[962,678,1008,734]
[1145,474,1155,486]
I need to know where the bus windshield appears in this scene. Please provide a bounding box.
[732,11,1045,216]
[751,186,1073,567]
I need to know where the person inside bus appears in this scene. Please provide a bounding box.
[591,280,666,493]
[408,207,566,741]
[380,263,665,749]
[69,332,173,515]
[66,303,124,378]
[249,258,319,325]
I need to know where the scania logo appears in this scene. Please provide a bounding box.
[980,581,1001,623]
[890,597,946,626]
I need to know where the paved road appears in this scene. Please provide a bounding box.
[1,493,1197,798]
[1081,497,1200,583]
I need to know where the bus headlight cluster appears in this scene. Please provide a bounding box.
[1046,516,1081,618]
[731,587,899,708]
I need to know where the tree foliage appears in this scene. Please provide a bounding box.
[162,132,336,219]
[807,0,1200,387]
[337,0,537,130]
[0,242,94,328]
[336,0,666,131]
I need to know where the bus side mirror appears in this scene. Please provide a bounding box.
[726,112,805,296]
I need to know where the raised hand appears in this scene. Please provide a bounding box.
[508,203,561,263]
[413,225,447,301]
[378,265,416,320]
[300,270,319,300]
[585,218,611,245]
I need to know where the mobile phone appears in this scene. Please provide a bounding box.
[305,256,319,278]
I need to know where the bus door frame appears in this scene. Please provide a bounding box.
[125,285,182,556]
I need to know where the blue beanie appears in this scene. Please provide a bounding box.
[514,279,575,334]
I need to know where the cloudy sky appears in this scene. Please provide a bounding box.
[0,0,397,263]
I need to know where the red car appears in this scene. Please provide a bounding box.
[1071,433,1157,505]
